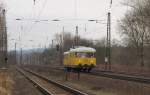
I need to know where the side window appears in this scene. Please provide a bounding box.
[75,52,77,57]
[93,53,96,57]
[73,52,76,57]
[90,53,95,58]
[70,53,72,57]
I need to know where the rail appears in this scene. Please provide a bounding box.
[16,68,53,95]
[20,67,88,95]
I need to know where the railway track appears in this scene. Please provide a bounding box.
[90,70,150,84]
[16,67,88,95]
[64,68,150,84]
[25,65,150,84]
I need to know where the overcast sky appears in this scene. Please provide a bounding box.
[4,0,128,50]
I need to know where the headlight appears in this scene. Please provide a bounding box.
[90,60,94,63]
[78,59,81,63]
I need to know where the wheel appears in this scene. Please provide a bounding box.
[87,68,92,72]
[65,67,71,72]
[83,67,87,72]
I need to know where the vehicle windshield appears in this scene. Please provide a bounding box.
[76,52,95,58]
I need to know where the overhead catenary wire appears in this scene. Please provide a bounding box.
[27,0,48,33]
[12,0,48,50]
[74,0,77,19]
[8,0,125,50]
[14,0,37,48]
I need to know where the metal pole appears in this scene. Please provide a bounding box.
[20,48,22,64]
[62,26,64,49]
[15,43,17,64]
[105,12,111,71]
[52,40,53,48]
[105,13,109,70]
[59,27,64,65]
[1,9,7,67]
[75,26,78,46]
[108,12,111,70]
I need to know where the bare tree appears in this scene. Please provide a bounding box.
[119,0,150,67]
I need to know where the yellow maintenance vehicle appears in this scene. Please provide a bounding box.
[63,46,96,72]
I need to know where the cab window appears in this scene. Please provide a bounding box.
[76,52,95,58]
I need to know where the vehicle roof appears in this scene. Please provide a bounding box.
[64,52,69,55]
[64,46,96,54]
